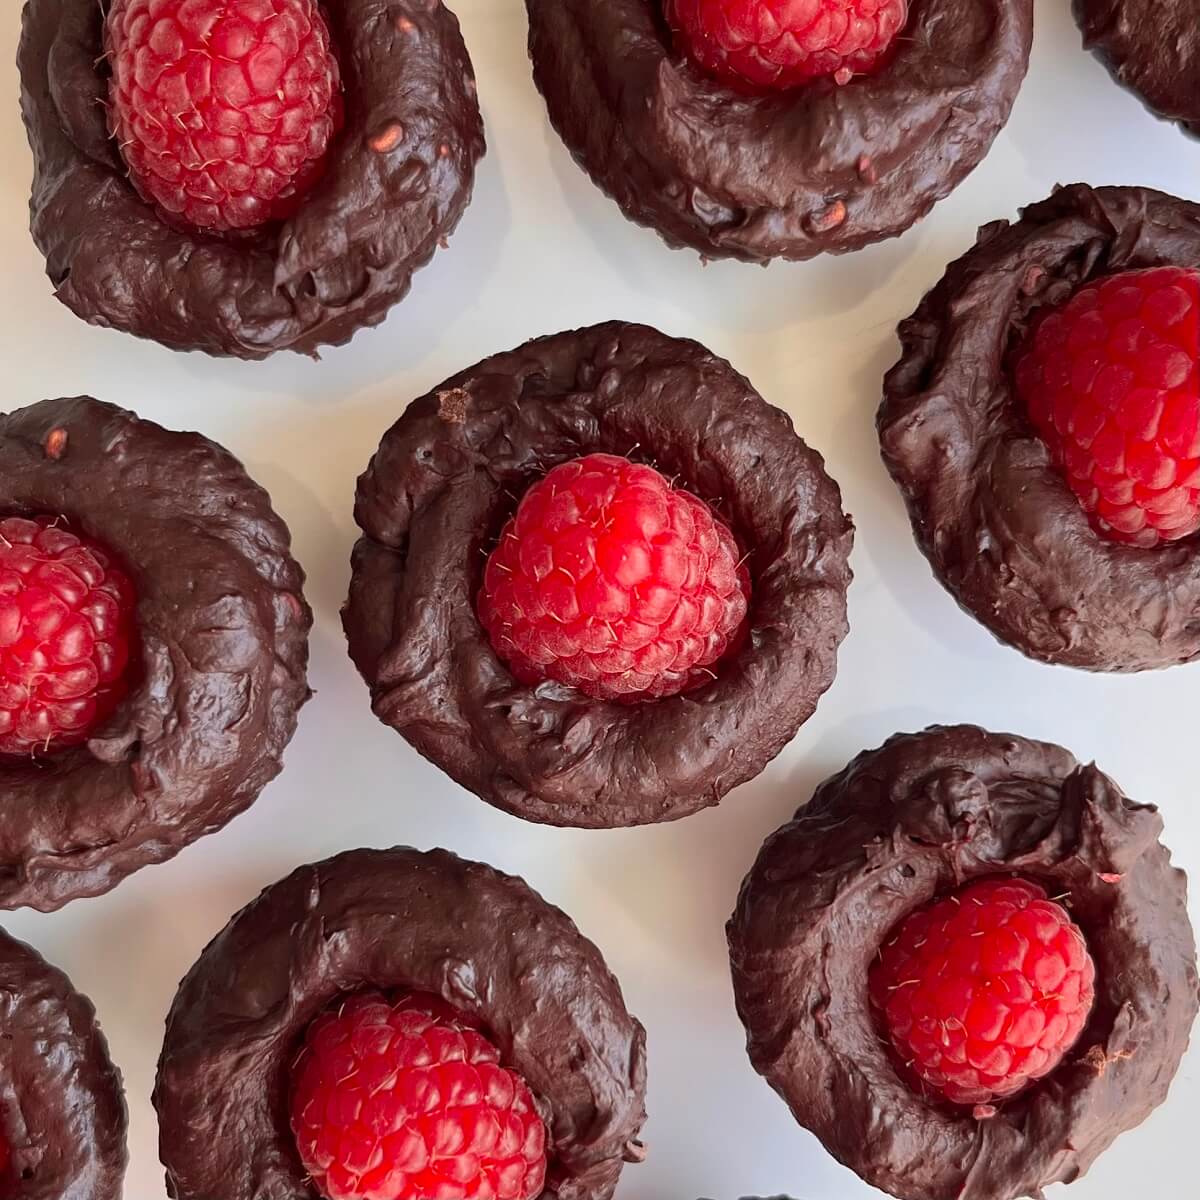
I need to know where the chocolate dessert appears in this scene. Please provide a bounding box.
[155,846,648,1200]
[18,0,484,358]
[344,322,853,828]
[525,0,1032,262]
[729,725,1199,1200]
[0,927,127,1200]
[880,184,1200,671]
[0,397,310,910]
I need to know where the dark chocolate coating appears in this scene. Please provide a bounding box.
[1074,0,1200,136]
[525,0,1032,263]
[154,846,648,1200]
[880,184,1200,671]
[0,397,311,911]
[729,725,1199,1200]
[17,0,484,359]
[0,927,127,1200]
[343,322,853,828]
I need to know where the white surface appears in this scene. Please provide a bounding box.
[3,1,1198,1197]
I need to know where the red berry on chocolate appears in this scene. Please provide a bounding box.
[477,453,751,702]
[105,0,343,232]
[289,991,547,1200]
[1014,266,1200,548]
[664,0,908,92]
[0,1130,9,1178]
[869,878,1096,1106]
[0,517,136,758]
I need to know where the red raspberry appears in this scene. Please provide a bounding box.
[477,453,751,703]
[664,0,908,92]
[105,0,343,232]
[289,991,547,1200]
[0,517,137,758]
[869,878,1096,1106]
[0,1131,9,1178]
[1014,266,1200,548]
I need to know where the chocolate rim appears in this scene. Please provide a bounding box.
[17,0,485,359]
[0,927,128,1200]
[0,397,311,911]
[1074,0,1200,137]
[728,725,1199,1200]
[154,846,648,1200]
[343,321,853,828]
[879,183,1200,672]
[525,0,1032,263]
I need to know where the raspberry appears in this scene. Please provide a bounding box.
[664,0,908,92]
[1014,266,1200,548]
[0,1131,8,1178]
[869,878,1096,1106]
[105,0,344,232]
[477,453,751,703]
[0,517,137,758]
[289,991,547,1200]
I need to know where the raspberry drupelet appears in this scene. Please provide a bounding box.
[664,0,909,92]
[869,878,1096,1106]
[477,453,751,703]
[1014,265,1200,548]
[105,0,344,233]
[289,991,548,1200]
[0,516,137,759]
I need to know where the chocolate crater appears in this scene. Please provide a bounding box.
[0,397,311,911]
[1074,0,1200,136]
[154,846,648,1200]
[728,725,1199,1200]
[525,0,1032,263]
[343,322,853,828]
[18,0,484,359]
[880,184,1200,671]
[0,927,127,1200]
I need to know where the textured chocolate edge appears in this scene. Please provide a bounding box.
[0,397,312,910]
[153,846,648,1200]
[17,0,485,359]
[1074,0,1200,137]
[879,183,1200,671]
[342,321,853,828]
[728,725,1199,1200]
[0,927,128,1200]
[525,0,1032,263]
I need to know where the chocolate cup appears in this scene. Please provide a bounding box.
[1074,0,1200,136]
[525,0,1032,264]
[728,725,1199,1200]
[0,397,311,911]
[0,928,127,1200]
[880,183,1200,671]
[343,322,853,828]
[17,0,484,359]
[154,847,648,1200]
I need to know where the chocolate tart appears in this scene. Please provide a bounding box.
[525,0,1032,264]
[17,0,485,359]
[154,846,648,1200]
[343,321,853,828]
[729,725,1199,1200]
[0,927,127,1200]
[0,396,311,911]
[880,183,1200,671]
[1074,0,1200,136]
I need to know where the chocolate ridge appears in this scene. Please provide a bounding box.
[728,725,1199,1200]
[343,321,853,828]
[17,0,484,359]
[525,0,1032,263]
[1074,0,1200,137]
[880,183,1200,671]
[0,397,311,910]
[154,846,648,1200]
[0,927,127,1200]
